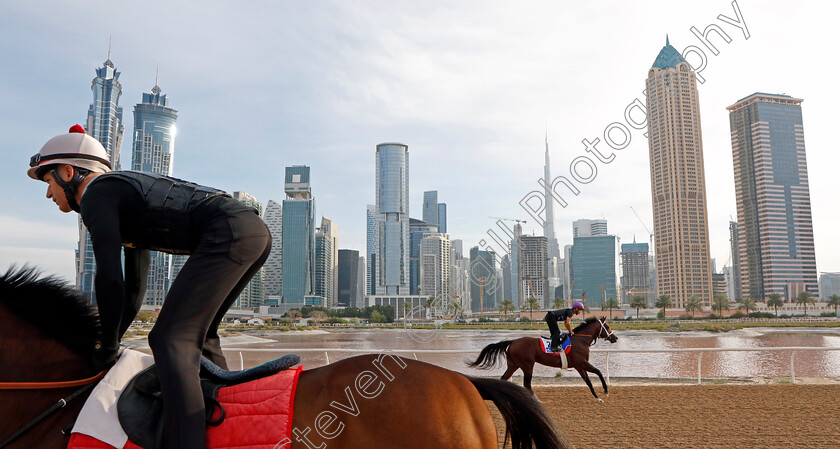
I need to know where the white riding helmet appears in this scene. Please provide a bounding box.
[28,124,111,180]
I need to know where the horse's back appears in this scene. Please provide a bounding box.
[293,354,496,449]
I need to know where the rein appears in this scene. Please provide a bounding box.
[0,370,106,449]
[0,370,106,390]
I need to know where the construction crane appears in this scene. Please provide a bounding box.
[489,217,527,225]
[630,206,654,255]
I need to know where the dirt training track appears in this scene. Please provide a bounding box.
[490,384,840,449]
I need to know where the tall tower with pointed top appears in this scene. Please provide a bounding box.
[131,77,179,306]
[543,134,560,261]
[86,49,125,170]
[77,49,126,300]
[645,36,713,308]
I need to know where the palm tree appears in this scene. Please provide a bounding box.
[401,301,413,321]
[630,295,647,319]
[684,296,703,318]
[655,295,673,319]
[795,291,816,316]
[604,296,620,319]
[499,298,515,319]
[736,297,757,316]
[525,297,541,320]
[425,296,437,318]
[450,301,464,319]
[713,294,730,318]
[553,296,564,309]
[827,294,840,317]
[766,293,784,317]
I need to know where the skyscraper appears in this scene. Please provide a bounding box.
[728,221,742,300]
[374,143,410,295]
[419,232,451,313]
[469,247,498,313]
[338,249,360,308]
[450,239,469,311]
[232,191,264,308]
[314,216,338,307]
[281,166,315,303]
[356,255,366,307]
[570,235,617,307]
[543,135,561,260]
[409,218,438,294]
[519,235,549,308]
[365,204,380,295]
[131,78,178,306]
[621,242,651,306]
[262,200,283,299]
[510,223,523,304]
[727,93,818,301]
[645,36,714,308]
[422,191,448,234]
[77,51,126,301]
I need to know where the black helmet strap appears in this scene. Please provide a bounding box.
[50,166,86,213]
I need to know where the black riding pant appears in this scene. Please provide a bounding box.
[544,312,561,345]
[147,209,271,449]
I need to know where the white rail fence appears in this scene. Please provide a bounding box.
[221,346,840,385]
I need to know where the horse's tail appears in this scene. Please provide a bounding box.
[467,340,513,369]
[469,377,570,449]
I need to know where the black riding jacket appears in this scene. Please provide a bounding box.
[547,308,575,321]
[79,171,252,355]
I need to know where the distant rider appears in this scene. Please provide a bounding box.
[544,301,583,351]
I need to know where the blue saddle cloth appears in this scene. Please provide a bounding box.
[541,335,572,354]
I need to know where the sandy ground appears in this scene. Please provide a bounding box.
[489,383,840,449]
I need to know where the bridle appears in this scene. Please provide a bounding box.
[0,370,106,449]
[573,320,616,345]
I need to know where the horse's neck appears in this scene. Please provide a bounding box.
[0,307,91,382]
[576,322,600,341]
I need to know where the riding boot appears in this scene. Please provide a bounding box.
[549,334,561,352]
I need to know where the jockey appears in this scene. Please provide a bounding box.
[29,125,272,449]
[544,301,583,352]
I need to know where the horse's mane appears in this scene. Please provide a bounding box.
[572,316,603,333]
[0,266,100,359]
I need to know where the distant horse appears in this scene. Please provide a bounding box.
[469,317,618,402]
[0,267,572,449]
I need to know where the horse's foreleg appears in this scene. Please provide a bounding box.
[575,368,602,403]
[582,362,609,398]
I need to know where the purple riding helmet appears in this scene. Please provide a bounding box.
[572,301,584,310]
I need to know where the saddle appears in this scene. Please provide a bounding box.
[541,334,572,354]
[117,354,299,449]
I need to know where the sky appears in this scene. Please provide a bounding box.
[1,0,838,284]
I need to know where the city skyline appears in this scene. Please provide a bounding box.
[3,1,839,287]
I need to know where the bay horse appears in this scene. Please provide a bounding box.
[469,317,617,402]
[0,267,572,449]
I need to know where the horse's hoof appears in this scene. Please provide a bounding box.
[605,393,610,398]
[596,398,604,403]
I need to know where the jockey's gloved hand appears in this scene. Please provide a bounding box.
[89,343,119,372]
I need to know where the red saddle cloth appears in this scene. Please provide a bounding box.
[68,366,302,449]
